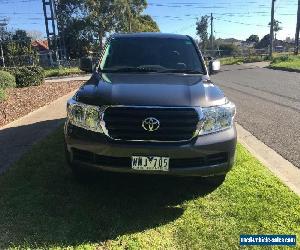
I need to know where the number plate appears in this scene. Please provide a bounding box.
[131,156,169,171]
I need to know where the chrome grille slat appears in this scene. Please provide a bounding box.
[103,106,199,142]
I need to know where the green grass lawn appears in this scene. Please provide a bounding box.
[220,57,244,65]
[220,56,268,66]
[44,67,84,78]
[270,55,300,71]
[0,128,299,249]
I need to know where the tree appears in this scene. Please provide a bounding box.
[12,30,31,47]
[268,19,282,40]
[85,0,159,46]
[55,0,95,58]
[219,44,239,56]
[255,34,270,49]
[1,29,38,67]
[131,15,160,32]
[84,0,121,48]
[63,19,96,58]
[246,35,259,44]
[196,15,209,50]
[56,0,159,55]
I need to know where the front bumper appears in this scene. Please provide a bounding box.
[64,120,237,177]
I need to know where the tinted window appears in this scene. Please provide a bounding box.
[101,37,204,72]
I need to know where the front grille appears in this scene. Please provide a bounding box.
[72,149,228,168]
[103,106,199,141]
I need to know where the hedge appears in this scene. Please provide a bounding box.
[0,70,16,89]
[14,66,45,87]
[2,66,45,87]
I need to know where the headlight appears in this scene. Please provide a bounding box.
[199,102,236,135]
[67,100,104,133]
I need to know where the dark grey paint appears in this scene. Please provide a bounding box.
[75,72,226,107]
[65,32,237,177]
[65,122,237,176]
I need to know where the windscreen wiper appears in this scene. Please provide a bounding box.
[102,66,159,73]
[159,69,203,74]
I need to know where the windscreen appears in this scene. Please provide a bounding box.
[101,37,204,73]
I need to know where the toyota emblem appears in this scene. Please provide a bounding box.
[142,117,160,132]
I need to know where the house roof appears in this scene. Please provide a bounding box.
[32,40,49,51]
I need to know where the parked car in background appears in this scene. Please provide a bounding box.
[64,33,236,183]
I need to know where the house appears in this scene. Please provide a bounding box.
[241,41,256,48]
[215,38,242,47]
[31,40,51,67]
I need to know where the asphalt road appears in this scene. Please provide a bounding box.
[211,63,300,169]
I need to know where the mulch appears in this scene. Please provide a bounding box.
[0,81,84,128]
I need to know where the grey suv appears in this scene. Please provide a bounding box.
[64,33,237,181]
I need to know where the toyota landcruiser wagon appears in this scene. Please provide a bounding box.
[64,33,237,181]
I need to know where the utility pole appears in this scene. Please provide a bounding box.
[0,18,8,67]
[210,13,214,50]
[54,0,67,60]
[42,0,62,65]
[269,0,276,58]
[128,12,132,32]
[295,0,300,55]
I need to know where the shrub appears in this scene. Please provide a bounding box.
[219,44,240,57]
[0,70,16,89]
[44,67,83,78]
[2,67,19,76]
[14,66,45,87]
[271,55,291,64]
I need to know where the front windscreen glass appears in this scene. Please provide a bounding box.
[100,37,204,74]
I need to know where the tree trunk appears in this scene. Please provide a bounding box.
[98,33,103,50]
[98,27,104,51]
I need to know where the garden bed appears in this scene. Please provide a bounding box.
[0,81,83,127]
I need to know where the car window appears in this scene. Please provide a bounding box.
[101,37,204,73]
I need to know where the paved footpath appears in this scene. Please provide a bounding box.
[0,91,76,174]
[0,74,92,173]
[45,74,92,83]
[0,73,300,196]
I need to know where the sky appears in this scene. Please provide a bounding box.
[0,0,298,41]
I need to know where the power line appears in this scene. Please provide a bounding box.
[151,11,296,20]
[214,17,269,27]
[147,2,297,8]
[0,0,39,2]
[0,12,43,15]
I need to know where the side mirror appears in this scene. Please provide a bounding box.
[204,56,213,61]
[80,57,98,73]
[209,60,221,74]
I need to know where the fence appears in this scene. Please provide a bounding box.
[203,47,295,58]
[0,52,81,68]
